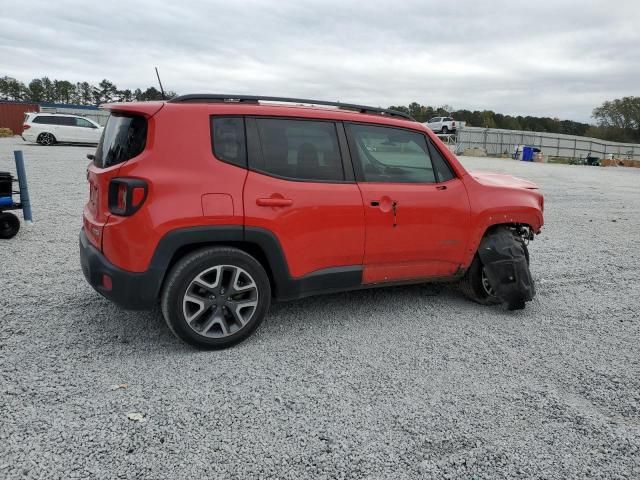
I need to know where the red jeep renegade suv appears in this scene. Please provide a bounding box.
[80,94,543,348]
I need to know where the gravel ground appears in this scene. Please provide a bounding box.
[1,136,639,479]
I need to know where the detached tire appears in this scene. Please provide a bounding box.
[161,247,271,349]
[0,212,20,239]
[460,230,530,307]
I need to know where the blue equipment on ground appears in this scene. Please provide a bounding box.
[0,150,33,239]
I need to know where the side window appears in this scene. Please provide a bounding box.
[428,141,455,182]
[347,123,436,183]
[211,117,247,168]
[75,118,94,128]
[60,117,75,126]
[253,118,344,182]
[33,116,54,125]
[430,117,440,123]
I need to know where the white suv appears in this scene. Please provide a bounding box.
[22,113,104,146]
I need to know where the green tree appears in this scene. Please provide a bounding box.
[117,89,133,102]
[0,76,9,99]
[40,77,54,102]
[27,78,45,102]
[138,87,163,101]
[93,79,118,105]
[78,82,94,105]
[54,80,75,103]
[0,76,26,100]
[593,96,640,141]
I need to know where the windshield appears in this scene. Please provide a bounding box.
[94,113,147,168]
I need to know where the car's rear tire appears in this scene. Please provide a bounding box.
[0,212,20,239]
[441,126,449,134]
[37,132,57,146]
[160,246,271,349]
[459,231,530,306]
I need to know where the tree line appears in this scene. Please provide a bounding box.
[0,75,176,105]
[389,98,640,143]
[2,74,638,143]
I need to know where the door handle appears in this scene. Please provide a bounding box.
[256,197,293,207]
[436,185,447,190]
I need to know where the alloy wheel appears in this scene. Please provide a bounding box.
[40,133,54,146]
[182,265,259,338]
[481,267,497,297]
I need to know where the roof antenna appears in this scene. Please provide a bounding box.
[155,67,166,100]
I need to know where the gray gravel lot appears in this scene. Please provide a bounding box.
[1,136,639,479]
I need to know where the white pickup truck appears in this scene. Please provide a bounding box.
[424,116,457,134]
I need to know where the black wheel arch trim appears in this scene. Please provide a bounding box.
[149,225,363,302]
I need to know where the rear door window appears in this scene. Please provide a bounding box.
[57,117,75,126]
[252,118,344,182]
[94,114,147,168]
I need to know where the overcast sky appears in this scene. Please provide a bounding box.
[1,0,638,122]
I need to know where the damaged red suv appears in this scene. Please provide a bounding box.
[80,94,544,348]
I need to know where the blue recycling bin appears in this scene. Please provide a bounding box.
[522,146,533,161]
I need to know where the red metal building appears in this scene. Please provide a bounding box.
[0,102,40,135]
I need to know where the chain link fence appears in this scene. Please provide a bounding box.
[455,126,640,160]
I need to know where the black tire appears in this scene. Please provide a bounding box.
[37,132,57,146]
[161,246,271,348]
[0,212,20,239]
[459,231,530,306]
[441,126,449,134]
[459,254,500,306]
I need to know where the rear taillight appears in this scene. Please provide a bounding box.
[116,183,127,211]
[23,124,30,130]
[108,178,148,216]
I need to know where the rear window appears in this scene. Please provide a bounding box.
[211,117,247,168]
[94,114,147,168]
[75,118,95,128]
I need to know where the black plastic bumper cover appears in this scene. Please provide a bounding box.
[79,229,161,310]
[477,229,535,309]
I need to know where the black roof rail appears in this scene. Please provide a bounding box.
[168,94,415,121]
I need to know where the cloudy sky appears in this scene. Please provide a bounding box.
[1,0,638,122]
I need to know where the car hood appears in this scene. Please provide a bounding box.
[470,171,539,190]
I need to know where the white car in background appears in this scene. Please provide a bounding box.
[424,116,457,134]
[21,113,103,146]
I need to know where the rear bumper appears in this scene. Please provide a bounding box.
[79,228,160,310]
[21,132,36,142]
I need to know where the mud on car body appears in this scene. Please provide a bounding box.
[79,94,544,348]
